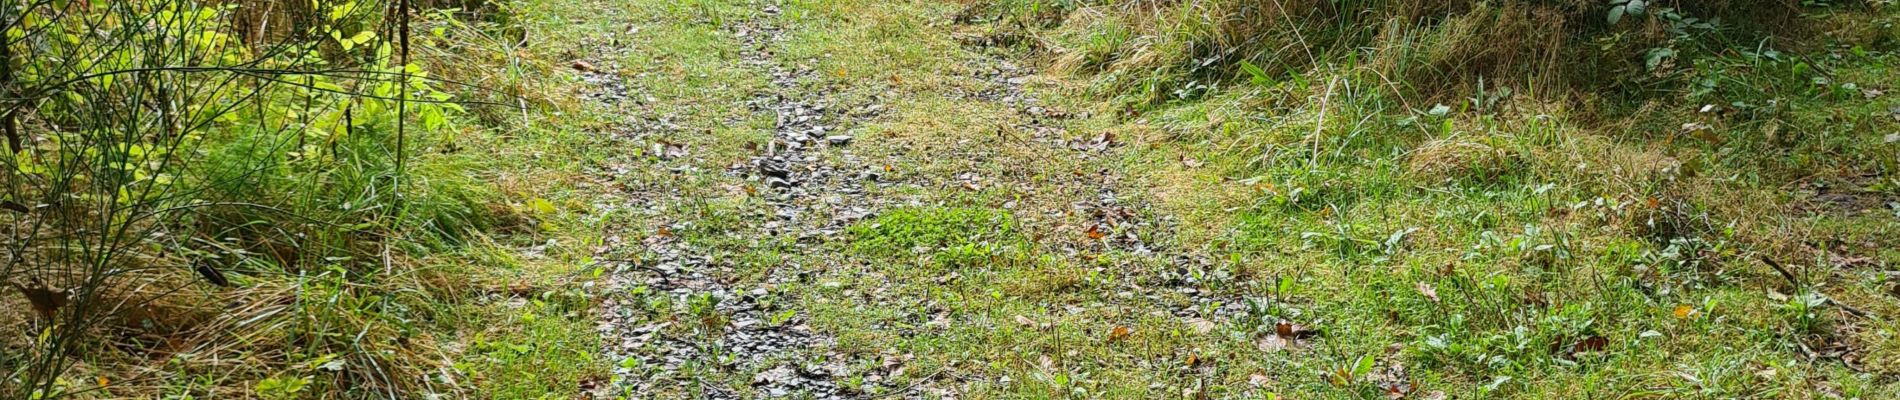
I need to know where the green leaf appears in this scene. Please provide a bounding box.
[1607,5,1626,25]
[1239,60,1271,86]
[1352,354,1376,377]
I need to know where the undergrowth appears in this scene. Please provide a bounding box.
[1,0,603,398]
[960,0,1900,397]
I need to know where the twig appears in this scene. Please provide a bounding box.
[1758,255,1800,287]
[1760,255,1874,320]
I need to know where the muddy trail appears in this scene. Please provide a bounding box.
[572,3,1221,398]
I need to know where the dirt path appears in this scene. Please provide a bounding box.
[572,2,1229,398]
[582,4,886,399]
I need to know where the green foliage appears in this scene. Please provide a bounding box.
[847,207,1021,257]
[0,0,502,398]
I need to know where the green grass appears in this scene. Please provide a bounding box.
[735,0,1900,398]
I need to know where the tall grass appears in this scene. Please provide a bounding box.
[0,0,500,397]
[974,0,1864,108]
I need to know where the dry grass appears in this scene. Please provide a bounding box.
[992,0,1846,107]
[1404,136,1521,184]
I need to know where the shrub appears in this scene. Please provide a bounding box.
[0,0,477,397]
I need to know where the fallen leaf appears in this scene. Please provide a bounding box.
[1673,304,1695,320]
[571,60,596,72]
[1182,157,1204,168]
[1108,326,1132,342]
[1014,315,1038,328]
[1415,281,1439,302]
[1085,224,1106,240]
[1186,318,1217,335]
[1576,335,1609,353]
[1248,373,1272,387]
[1385,384,1410,400]
[1274,321,1315,339]
[1256,334,1287,352]
[657,141,687,160]
[96,376,109,388]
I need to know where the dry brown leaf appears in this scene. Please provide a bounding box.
[571,60,596,72]
[1085,224,1106,240]
[1108,326,1133,342]
[1578,335,1609,352]
[1274,321,1314,339]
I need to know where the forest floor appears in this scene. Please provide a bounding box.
[483,0,1900,399]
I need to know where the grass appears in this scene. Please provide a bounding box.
[0,1,621,398]
[9,0,1896,398]
[705,0,1900,398]
[943,0,1900,398]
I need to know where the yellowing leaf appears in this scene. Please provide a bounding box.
[1673,304,1695,320]
[529,197,556,215]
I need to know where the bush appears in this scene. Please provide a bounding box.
[0,1,479,397]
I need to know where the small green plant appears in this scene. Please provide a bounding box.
[847,207,1020,257]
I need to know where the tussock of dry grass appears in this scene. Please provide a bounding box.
[1404,136,1520,183]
